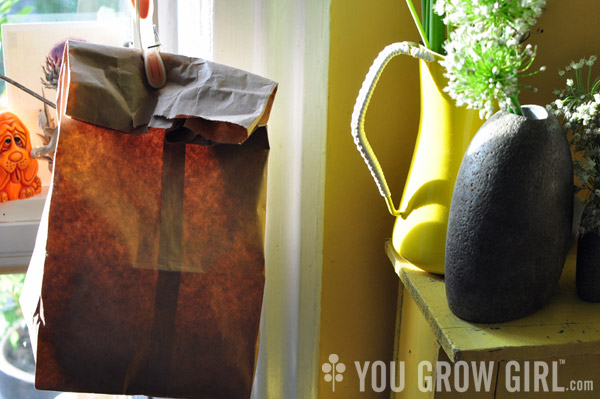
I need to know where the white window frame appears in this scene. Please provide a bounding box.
[0,189,46,271]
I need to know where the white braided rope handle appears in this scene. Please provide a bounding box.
[350,42,435,201]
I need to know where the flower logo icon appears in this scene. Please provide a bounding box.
[322,354,346,392]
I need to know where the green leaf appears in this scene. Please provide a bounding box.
[9,328,19,348]
[0,0,19,15]
[406,0,429,49]
[17,5,34,15]
[0,275,25,336]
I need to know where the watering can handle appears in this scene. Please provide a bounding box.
[351,42,435,217]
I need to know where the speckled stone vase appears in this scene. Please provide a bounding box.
[445,105,573,323]
[576,232,600,302]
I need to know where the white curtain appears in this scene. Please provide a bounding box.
[160,1,331,397]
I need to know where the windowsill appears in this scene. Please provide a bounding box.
[0,187,47,271]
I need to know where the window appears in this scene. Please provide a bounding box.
[0,2,213,397]
[0,0,133,268]
[1,0,130,107]
[0,0,132,268]
[2,0,132,188]
[0,2,133,398]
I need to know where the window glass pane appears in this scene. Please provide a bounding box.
[0,273,61,398]
[1,2,154,397]
[0,273,151,398]
[0,0,133,186]
[1,0,130,92]
[176,0,212,59]
[8,0,128,21]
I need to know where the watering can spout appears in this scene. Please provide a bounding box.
[385,196,406,218]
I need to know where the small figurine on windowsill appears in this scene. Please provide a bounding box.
[0,112,42,202]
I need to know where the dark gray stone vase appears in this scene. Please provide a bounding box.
[576,232,600,302]
[445,105,573,323]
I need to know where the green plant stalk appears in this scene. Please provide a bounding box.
[422,0,429,42]
[406,0,429,49]
[576,67,583,94]
[509,93,524,116]
[428,5,445,54]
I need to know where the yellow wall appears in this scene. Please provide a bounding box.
[319,1,421,398]
[521,0,600,107]
[318,1,600,398]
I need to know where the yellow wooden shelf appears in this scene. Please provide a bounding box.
[386,239,600,363]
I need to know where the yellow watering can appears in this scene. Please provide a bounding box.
[351,42,482,275]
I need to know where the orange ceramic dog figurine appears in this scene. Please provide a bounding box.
[0,112,41,202]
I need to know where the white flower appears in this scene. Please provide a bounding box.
[586,56,597,67]
[571,60,585,70]
[551,54,600,234]
[437,0,546,117]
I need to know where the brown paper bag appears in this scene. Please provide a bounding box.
[21,41,277,399]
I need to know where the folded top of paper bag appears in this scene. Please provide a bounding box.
[61,40,278,144]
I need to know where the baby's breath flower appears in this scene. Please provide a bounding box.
[549,56,600,234]
[571,60,584,70]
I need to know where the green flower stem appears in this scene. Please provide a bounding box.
[509,94,524,116]
[422,0,429,40]
[406,0,430,49]
[428,6,445,54]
